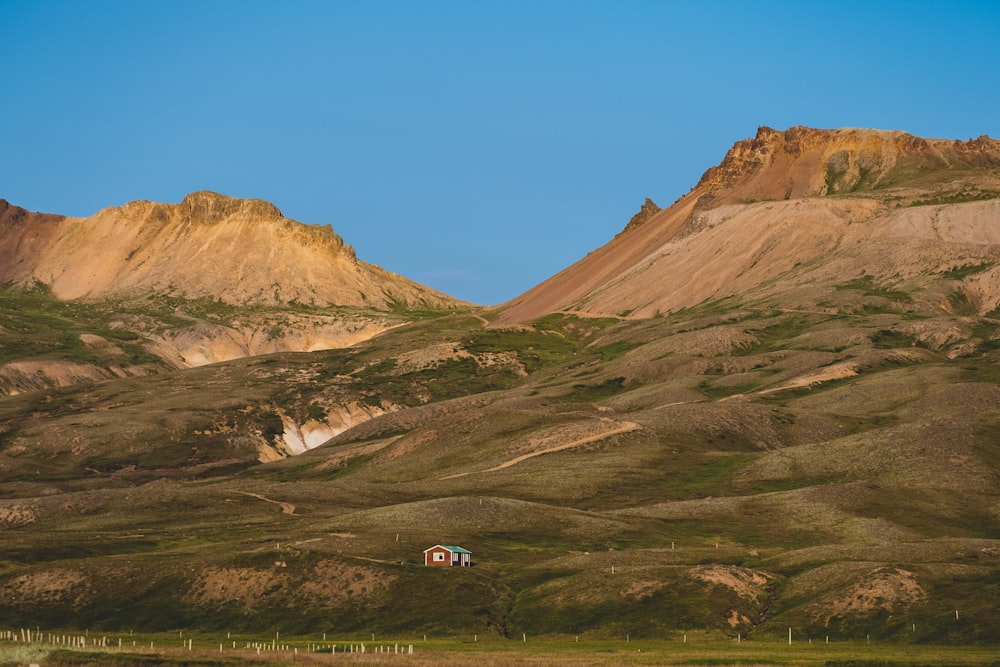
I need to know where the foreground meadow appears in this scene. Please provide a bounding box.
[3,631,1000,667]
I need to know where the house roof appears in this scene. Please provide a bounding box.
[423,545,471,554]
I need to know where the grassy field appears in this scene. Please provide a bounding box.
[4,631,1000,667]
[1,279,999,644]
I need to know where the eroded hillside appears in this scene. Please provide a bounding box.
[1,299,998,641]
[1,127,998,642]
[495,127,1000,322]
[0,191,462,310]
[0,192,470,393]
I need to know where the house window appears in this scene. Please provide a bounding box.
[433,552,445,562]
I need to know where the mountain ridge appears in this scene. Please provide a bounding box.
[694,125,1000,206]
[0,190,463,311]
[493,126,1000,323]
[0,191,468,388]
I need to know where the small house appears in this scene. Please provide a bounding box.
[423,545,471,567]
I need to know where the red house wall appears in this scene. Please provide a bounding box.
[425,546,451,566]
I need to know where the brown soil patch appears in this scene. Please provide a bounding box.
[760,361,859,393]
[646,327,760,358]
[187,566,283,608]
[0,503,37,527]
[727,608,753,628]
[0,568,91,608]
[0,360,118,396]
[394,342,471,372]
[815,566,927,625]
[298,560,395,605]
[689,565,772,601]
[393,342,525,376]
[235,491,296,515]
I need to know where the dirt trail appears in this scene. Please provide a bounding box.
[758,363,858,393]
[440,419,641,480]
[654,399,706,410]
[236,491,297,516]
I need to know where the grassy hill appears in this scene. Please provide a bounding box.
[2,283,998,643]
[2,128,999,648]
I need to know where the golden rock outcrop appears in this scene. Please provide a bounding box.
[495,127,1000,323]
[0,191,462,310]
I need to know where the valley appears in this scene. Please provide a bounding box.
[2,301,998,643]
[1,127,999,654]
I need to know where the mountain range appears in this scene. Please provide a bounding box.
[0,126,998,643]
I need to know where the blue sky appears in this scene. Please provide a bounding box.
[2,1,998,305]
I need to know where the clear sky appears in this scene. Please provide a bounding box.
[3,1,999,305]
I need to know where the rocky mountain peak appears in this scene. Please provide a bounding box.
[0,198,23,222]
[179,190,284,222]
[0,192,465,310]
[0,199,60,225]
[621,197,661,234]
[695,126,1000,207]
[495,126,1000,324]
[104,191,286,225]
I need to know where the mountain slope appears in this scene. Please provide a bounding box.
[1,128,999,644]
[0,192,469,387]
[494,127,1000,322]
[2,301,998,641]
[0,191,462,310]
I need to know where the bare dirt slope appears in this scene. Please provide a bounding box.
[0,199,66,282]
[0,191,463,310]
[494,127,1000,322]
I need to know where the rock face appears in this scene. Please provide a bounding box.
[0,191,463,310]
[0,359,155,396]
[494,127,1000,322]
[144,314,401,368]
[694,125,1000,205]
[621,197,661,233]
[0,199,67,284]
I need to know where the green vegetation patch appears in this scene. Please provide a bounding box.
[870,329,917,349]
[43,651,250,666]
[590,340,642,362]
[0,283,135,364]
[512,578,751,638]
[909,188,1000,207]
[940,262,995,280]
[836,276,913,303]
[465,329,579,373]
[354,355,522,406]
[947,289,979,316]
[667,454,751,496]
[697,378,761,399]
[973,420,1000,472]
[564,377,632,402]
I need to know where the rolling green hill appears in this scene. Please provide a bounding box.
[2,299,998,642]
[1,127,999,647]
